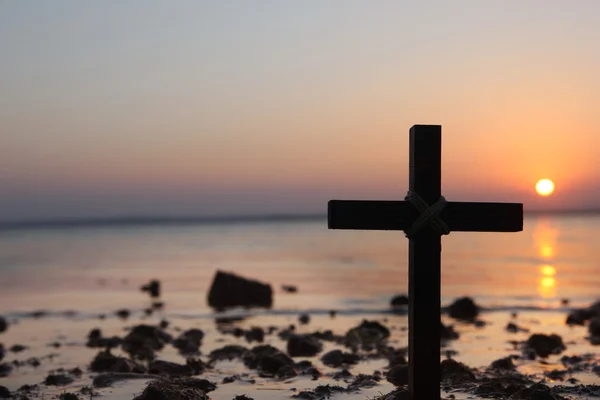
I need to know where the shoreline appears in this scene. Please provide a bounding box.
[1,303,599,399]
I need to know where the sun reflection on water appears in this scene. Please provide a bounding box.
[534,219,559,299]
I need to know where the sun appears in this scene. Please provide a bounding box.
[535,179,555,196]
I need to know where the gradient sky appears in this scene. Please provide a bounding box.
[1,1,600,221]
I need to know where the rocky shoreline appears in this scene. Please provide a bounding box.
[1,272,599,400]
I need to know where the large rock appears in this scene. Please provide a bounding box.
[207,271,272,310]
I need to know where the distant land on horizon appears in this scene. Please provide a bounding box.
[1,207,599,231]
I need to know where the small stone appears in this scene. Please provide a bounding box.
[141,280,160,298]
[390,295,409,307]
[44,373,75,386]
[287,334,322,357]
[298,314,310,325]
[115,309,130,319]
[525,333,566,358]
[0,317,8,333]
[448,297,479,320]
[0,363,12,377]
[282,285,297,293]
[387,364,409,386]
[10,344,27,353]
[148,360,193,377]
[489,356,516,370]
[320,350,359,367]
[588,317,600,337]
[244,327,264,343]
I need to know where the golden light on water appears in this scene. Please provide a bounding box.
[535,179,555,196]
[540,265,556,276]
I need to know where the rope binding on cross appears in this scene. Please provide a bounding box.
[403,191,450,238]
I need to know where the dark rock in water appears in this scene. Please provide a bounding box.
[207,270,272,310]
[110,358,146,373]
[86,328,122,349]
[133,379,210,400]
[276,365,297,379]
[448,297,479,320]
[0,317,7,333]
[566,301,600,326]
[148,360,193,377]
[0,344,4,362]
[489,356,516,370]
[525,333,566,358]
[588,317,600,338]
[0,386,9,399]
[282,285,297,293]
[209,344,248,362]
[93,372,160,388]
[59,393,79,400]
[186,358,207,375]
[348,373,381,390]
[159,319,169,329]
[332,369,353,381]
[233,395,254,400]
[152,301,164,309]
[0,363,12,377]
[141,280,161,298]
[441,322,460,340]
[298,313,310,325]
[173,329,205,354]
[18,384,37,393]
[44,373,75,386]
[440,359,476,384]
[566,309,591,326]
[10,344,26,353]
[90,350,120,372]
[387,348,407,368]
[329,310,337,318]
[387,364,409,386]
[122,324,173,360]
[243,345,294,375]
[244,327,264,343]
[508,382,564,400]
[116,309,131,319]
[506,322,529,333]
[344,320,390,350]
[390,294,409,307]
[320,350,359,367]
[292,384,346,399]
[287,334,323,357]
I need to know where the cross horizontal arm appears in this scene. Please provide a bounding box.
[328,200,523,232]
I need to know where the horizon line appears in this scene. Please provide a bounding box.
[1,207,599,232]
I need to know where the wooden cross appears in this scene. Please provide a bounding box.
[328,125,523,400]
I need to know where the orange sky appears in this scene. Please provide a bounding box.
[1,2,599,221]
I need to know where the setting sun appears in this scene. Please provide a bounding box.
[535,179,555,196]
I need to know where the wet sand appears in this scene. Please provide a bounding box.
[1,303,599,400]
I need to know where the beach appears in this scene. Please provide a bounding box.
[1,214,600,399]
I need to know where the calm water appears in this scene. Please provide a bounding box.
[0,214,599,315]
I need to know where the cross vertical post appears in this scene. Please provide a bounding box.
[408,125,441,399]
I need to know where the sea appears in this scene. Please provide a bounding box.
[1,213,599,317]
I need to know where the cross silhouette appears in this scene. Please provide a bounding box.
[328,125,523,400]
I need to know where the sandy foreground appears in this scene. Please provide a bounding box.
[0,304,599,400]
